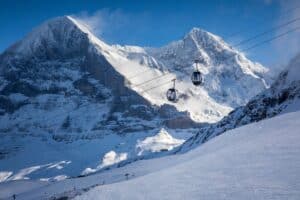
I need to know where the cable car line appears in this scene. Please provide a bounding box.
[127,68,153,79]
[232,16,300,47]
[241,26,300,52]
[132,72,173,87]
[224,4,300,40]
[141,78,176,93]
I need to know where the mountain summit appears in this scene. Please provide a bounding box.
[5,16,86,57]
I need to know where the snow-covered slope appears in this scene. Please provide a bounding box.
[75,111,300,200]
[177,52,300,153]
[1,110,299,200]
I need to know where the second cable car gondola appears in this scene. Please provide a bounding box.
[166,79,178,102]
[191,59,203,86]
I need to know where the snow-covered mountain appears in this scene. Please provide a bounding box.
[0,15,270,182]
[113,28,270,122]
[147,28,269,107]
[177,52,300,153]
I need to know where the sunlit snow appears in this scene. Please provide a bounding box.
[136,128,184,155]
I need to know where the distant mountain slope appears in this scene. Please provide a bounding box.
[176,52,300,153]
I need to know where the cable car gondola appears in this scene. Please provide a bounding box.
[166,79,178,102]
[191,59,203,86]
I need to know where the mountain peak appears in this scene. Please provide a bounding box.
[188,27,206,34]
[4,15,95,58]
[43,15,87,31]
[24,15,79,39]
[44,15,73,25]
[5,15,111,59]
[185,27,222,42]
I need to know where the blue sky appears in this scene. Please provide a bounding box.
[1,0,300,69]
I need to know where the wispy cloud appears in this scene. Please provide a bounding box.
[263,0,273,6]
[71,9,154,46]
[72,9,130,40]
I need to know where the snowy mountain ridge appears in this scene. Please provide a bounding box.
[2,15,271,122]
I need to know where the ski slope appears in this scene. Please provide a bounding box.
[1,110,299,199]
[75,110,300,200]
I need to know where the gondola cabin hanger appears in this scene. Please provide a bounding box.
[166,79,178,102]
[191,59,203,86]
